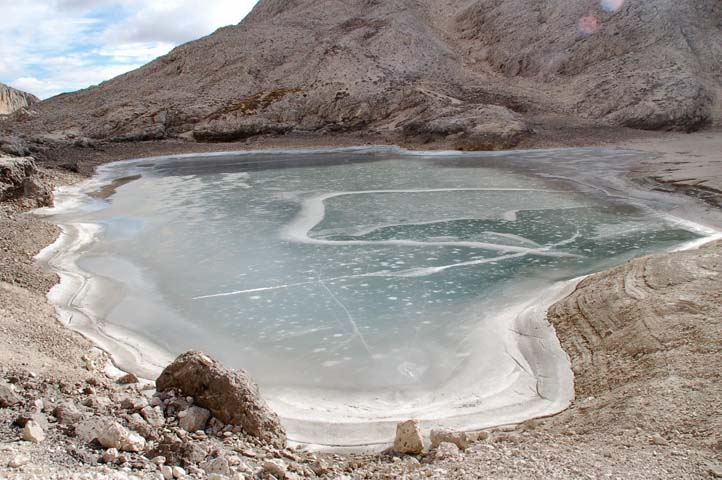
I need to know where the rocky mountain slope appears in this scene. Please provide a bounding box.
[7,0,722,149]
[0,83,38,116]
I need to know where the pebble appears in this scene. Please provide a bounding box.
[172,466,187,479]
[263,459,288,478]
[8,454,30,468]
[102,448,119,464]
[160,465,173,480]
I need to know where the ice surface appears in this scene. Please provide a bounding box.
[39,147,710,446]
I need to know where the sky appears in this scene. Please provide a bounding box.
[0,0,260,99]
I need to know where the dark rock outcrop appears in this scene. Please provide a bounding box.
[156,351,286,447]
[0,156,53,207]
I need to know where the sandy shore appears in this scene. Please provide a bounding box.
[1,129,722,478]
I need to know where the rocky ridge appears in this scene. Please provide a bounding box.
[4,0,720,151]
[0,83,38,116]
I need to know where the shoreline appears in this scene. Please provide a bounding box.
[2,130,722,478]
[33,146,582,450]
[30,143,721,450]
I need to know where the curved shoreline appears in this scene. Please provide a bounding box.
[31,145,722,449]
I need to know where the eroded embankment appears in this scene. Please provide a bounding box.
[547,240,722,448]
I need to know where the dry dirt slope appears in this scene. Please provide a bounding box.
[10,0,722,149]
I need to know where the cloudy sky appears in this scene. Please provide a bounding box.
[0,0,259,99]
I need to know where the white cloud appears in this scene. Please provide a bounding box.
[0,0,259,99]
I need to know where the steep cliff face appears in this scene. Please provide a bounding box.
[14,0,722,148]
[0,83,39,115]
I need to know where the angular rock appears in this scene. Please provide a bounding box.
[263,459,288,478]
[96,422,128,450]
[78,418,146,452]
[434,441,460,460]
[201,456,231,476]
[0,381,21,407]
[179,405,211,432]
[117,372,139,385]
[14,412,46,429]
[22,420,45,443]
[141,405,165,427]
[102,448,119,464]
[430,428,469,450]
[156,351,286,446]
[126,413,155,440]
[394,419,424,454]
[0,156,53,206]
[53,402,84,425]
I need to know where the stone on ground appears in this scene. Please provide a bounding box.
[393,419,424,454]
[156,351,286,447]
[0,381,21,407]
[22,420,45,443]
[430,428,469,450]
[179,405,211,432]
[434,441,461,460]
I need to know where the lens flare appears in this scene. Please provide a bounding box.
[600,0,625,12]
[578,15,598,35]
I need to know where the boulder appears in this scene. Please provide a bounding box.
[22,420,45,443]
[0,156,53,207]
[430,428,469,450]
[178,406,211,433]
[393,419,424,454]
[0,135,30,157]
[156,351,286,447]
[0,381,21,407]
[77,418,146,452]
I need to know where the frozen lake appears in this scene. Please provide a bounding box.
[40,147,712,446]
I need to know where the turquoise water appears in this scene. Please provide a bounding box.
[48,148,703,400]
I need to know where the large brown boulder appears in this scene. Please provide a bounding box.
[156,351,286,447]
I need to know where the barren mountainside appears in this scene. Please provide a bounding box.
[0,83,38,116]
[15,0,722,149]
